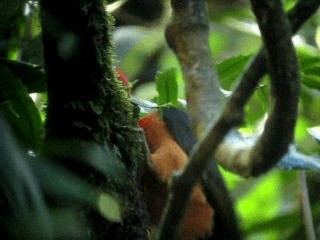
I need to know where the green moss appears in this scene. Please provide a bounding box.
[40,0,149,238]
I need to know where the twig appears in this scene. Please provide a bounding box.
[299,171,316,240]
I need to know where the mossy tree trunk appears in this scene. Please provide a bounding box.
[39,0,149,238]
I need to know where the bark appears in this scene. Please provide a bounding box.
[39,0,149,238]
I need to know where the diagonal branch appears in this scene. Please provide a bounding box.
[157,0,316,238]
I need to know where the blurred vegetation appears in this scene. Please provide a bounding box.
[0,0,320,239]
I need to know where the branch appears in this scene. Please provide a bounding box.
[169,0,320,174]
[219,132,320,171]
[157,0,307,238]
[200,160,241,239]
[165,0,223,137]
[214,0,320,176]
[162,107,241,239]
[160,1,240,239]
[299,171,316,240]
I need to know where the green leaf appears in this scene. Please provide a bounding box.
[237,171,282,226]
[244,212,301,236]
[300,86,320,124]
[154,68,179,106]
[216,54,252,90]
[303,65,320,76]
[216,55,268,127]
[32,209,89,239]
[44,139,130,188]
[30,156,123,223]
[98,193,122,222]
[244,84,269,127]
[301,73,320,90]
[0,58,47,93]
[0,65,43,149]
[0,116,53,239]
[298,52,320,71]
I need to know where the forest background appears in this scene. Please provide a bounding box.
[0,0,320,239]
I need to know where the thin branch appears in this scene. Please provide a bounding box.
[299,171,316,240]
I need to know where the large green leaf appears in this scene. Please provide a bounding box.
[244,212,301,237]
[298,52,320,71]
[298,52,320,91]
[300,86,320,127]
[0,115,53,239]
[0,65,43,149]
[1,115,122,239]
[30,156,123,223]
[236,171,288,240]
[301,73,320,90]
[216,54,252,90]
[154,68,179,106]
[302,65,320,76]
[9,208,92,239]
[44,139,130,189]
[244,84,269,127]
[0,58,47,93]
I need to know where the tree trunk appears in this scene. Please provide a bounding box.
[39,0,149,238]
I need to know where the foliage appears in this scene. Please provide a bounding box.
[154,68,178,106]
[0,0,320,239]
[0,116,123,239]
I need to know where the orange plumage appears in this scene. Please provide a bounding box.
[140,112,213,239]
[115,69,213,238]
